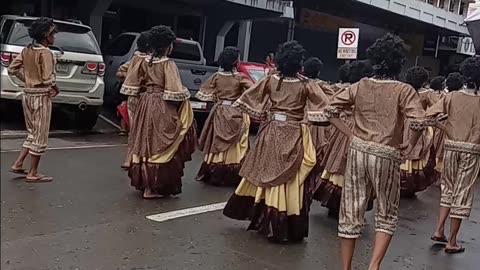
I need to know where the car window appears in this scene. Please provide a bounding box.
[171,41,201,61]
[1,19,14,44]
[247,69,269,82]
[6,20,101,55]
[103,34,136,56]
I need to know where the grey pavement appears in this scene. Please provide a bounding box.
[1,134,479,270]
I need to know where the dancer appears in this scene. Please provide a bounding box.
[429,75,447,178]
[118,30,152,169]
[430,76,446,95]
[325,34,427,270]
[223,41,330,243]
[195,47,253,186]
[400,67,438,197]
[313,60,373,218]
[430,57,480,254]
[128,25,196,199]
[8,17,59,182]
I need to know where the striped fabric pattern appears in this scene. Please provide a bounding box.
[441,145,480,219]
[338,137,401,239]
[22,93,52,156]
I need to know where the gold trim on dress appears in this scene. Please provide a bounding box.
[195,91,215,102]
[350,137,401,162]
[324,105,342,119]
[307,111,329,123]
[233,99,266,120]
[163,90,191,101]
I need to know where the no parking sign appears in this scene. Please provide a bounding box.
[337,28,359,59]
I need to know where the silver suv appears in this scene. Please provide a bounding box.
[0,15,105,130]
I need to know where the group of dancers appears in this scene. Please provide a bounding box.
[7,17,480,270]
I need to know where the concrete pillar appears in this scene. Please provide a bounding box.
[89,0,113,45]
[237,20,252,62]
[215,21,235,61]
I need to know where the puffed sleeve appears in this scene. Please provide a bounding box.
[8,49,25,82]
[116,61,130,80]
[233,75,271,120]
[317,81,336,100]
[425,94,450,121]
[324,84,356,119]
[120,56,144,96]
[40,49,56,86]
[239,73,254,92]
[306,81,329,123]
[399,85,427,131]
[195,73,217,102]
[163,59,190,101]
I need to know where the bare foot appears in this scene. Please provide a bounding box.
[143,189,164,199]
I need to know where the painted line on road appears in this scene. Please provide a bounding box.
[1,143,126,153]
[98,114,122,130]
[146,202,227,223]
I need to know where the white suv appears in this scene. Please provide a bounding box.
[0,15,105,130]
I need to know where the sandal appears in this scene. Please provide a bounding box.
[431,235,448,243]
[9,168,27,175]
[26,175,53,183]
[445,245,465,254]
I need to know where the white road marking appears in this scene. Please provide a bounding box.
[146,202,227,223]
[0,144,126,153]
[98,114,122,130]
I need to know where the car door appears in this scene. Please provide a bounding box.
[103,33,138,106]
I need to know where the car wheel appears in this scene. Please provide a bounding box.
[75,106,99,130]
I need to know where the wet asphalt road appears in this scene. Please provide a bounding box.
[1,134,480,270]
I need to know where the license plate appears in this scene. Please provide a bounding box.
[56,63,69,73]
[191,101,207,110]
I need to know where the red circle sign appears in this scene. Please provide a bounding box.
[341,31,356,46]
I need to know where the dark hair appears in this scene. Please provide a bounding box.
[218,47,240,72]
[367,33,406,78]
[303,57,324,79]
[338,62,351,83]
[28,17,55,44]
[275,41,305,77]
[404,66,429,91]
[446,72,464,91]
[148,25,176,61]
[460,56,480,90]
[136,31,151,53]
[348,60,373,83]
[430,76,445,91]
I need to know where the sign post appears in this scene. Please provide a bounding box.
[337,28,359,60]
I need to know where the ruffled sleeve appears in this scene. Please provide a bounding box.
[8,49,25,82]
[233,75,271,120]
[239,73,254,93]
[163,60,190,101]
[195,73,217,102]
[324,83,356,119]
[399,85,427,131]
[40,49,56,87]
[116,61,130,80]
[120,56,144,96]
[306,81,329,123]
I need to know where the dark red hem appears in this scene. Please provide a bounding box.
[128,125,197,196]
[195,162,242,186]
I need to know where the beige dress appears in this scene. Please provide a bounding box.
[128,57,197,196]
[400,88,440,196]
[8,44,56,155]
[195,71,253,186]
[223,74,329,242]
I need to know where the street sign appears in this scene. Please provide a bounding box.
[457,37,476,56]
[337,28,359,59]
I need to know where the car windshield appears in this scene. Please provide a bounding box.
[5,20,101,55]
[171,41,201,62]
[247,68,269,82]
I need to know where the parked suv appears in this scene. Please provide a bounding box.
[0,15,105,130]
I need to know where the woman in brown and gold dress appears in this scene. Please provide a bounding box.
[127,25,196,199]
[223,41,330,243]
[400,67,439,197]
[195,47,253,186]
[8,17,59,182]
[313,60,373,217]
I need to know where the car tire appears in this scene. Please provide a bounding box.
[75,106,99,130]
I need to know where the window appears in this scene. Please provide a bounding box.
[6,20,101,54]
[0,19,14,44]
[170,42,201,61]
[103,34,136,56]
[247,69,269,83]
